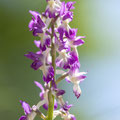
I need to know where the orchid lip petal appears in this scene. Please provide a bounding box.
[20,100,31,115]
[34,81,44,92]
[29,10,40,19]
[34,40,40,48]
[19,116,27,120]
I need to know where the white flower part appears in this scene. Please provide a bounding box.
[38,83,49,105]
[56,17,61,27]
[58,20,70,33]
[38,32,49,46]
[56,50,68,63]
[43,47,52,64]
[38,33,44,43]
[38,15,50,31]
[26,100,46,120]
[26,105,37,120]
[62,38,74,50]
[27,112,36,120]
[73,83,81,98]
[62,19,71,31]
[66,68,87,98]
[59,50,67,59]
[53,109,76,120]
[66,39,75,48]
[58,96,65,106]
[40,65,50,78]
[38,14,51,30]
[41,14,46,21]
[56,69,65,75]
[68,70,87,84]
[73,47,79,57]
[36,100,46,109]
[46,0,61,15]
[53,110,61,119]
[52,35,56,44]
[39,48,52,75]
[45,17,51,28]
[44,89,49,104]
[61,112,76,120]
[67,36,85,48]
[32,105,37,111]
[55,0,61,5]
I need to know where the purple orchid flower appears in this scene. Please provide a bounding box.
[25,50,54,83]
[45,0,61,18]
[56,48,79,69]
[29,10,45,36]
[61,101,72,112]
[66,65,87,99]
[65,28,85,48]
[66,1,76,11]
[19,100,35,120]
[34,34,51,52]
[34,81,58,110]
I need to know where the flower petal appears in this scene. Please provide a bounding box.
[66,1,76,10]
[34,81,44,92]
[34,40,40,48]
[29,10,40,19]
[28,20,34,31]
[58,27,65,41]
[73,38,84,46]
[73,84,81,99]
[43,66,54,83]
[56,89,65,96]
[20,100,31,115]
[19,116,27,120]
[31,60,43,70]
[62,101,72,112]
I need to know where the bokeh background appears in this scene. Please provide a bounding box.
[0,0,120,119]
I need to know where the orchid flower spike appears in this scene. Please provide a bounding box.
[19,0,87,120]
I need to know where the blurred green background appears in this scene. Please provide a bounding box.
[0,0,120,119]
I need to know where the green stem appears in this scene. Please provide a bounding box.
[47,90,55,120]
[47,20,56,120]
[51,43,56,80]
[56,73,69,84]
[34,109,46,120]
